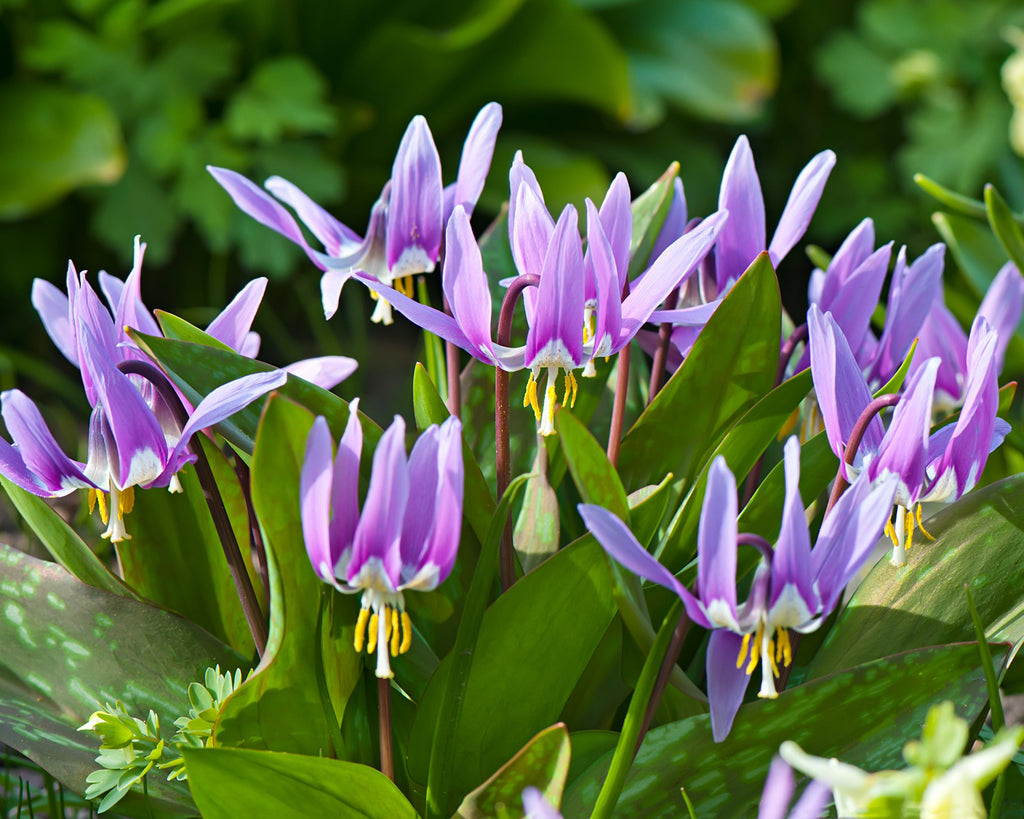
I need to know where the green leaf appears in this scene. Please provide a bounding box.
[455,724,570,819]
[930,210,1009,302]
[183,747,417,819]
[115,441,260,655]
[557,407,629,521]
[608,0,778,124]
[807,474,1024,678]
[0,475,130,598]
[514,448,560,573]
[409,536,617,814]
[225,57,336,144]
[625,162,678,277]
[562,643,1004,818]
[914,173,988,220]
[985,184,1024,275]
[0,83,124,219]
[617,252,779,528]
[0,543,242,814]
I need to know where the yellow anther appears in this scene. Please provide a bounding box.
[884,518,898,549]
[394,275,414,298]
[737,632,751,670]
[767,637,780,677]
[383,605,393,645]
[524,373,541,420]
[390,608,400,657]
[746,622,764,675]
[776,628,792,667]
[563,372,578,409]
[778,406,800,442]
[545,382,557,412]
[354,607,370,653]
[120,485,135,517]
[904,506,915,554]
[400,612,413,654]
[94,490,109,525]
[916,505,935,541]
[367,614,379,654]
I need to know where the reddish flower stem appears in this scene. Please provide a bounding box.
[824,392,901,516]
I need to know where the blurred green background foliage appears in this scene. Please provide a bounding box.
[2,0,1024,419]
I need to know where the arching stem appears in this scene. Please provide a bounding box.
[607,279,632,467]
[824,392,901,516]
[118,360,268,656]
[648,289,680,402]
[495,274,540,591]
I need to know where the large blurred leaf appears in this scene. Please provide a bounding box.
[617,252,780,505]
[932,210,1011,300]
[562,642,1003,818]
[807,474,1024,677]
[214,394,360,755]
[408,537,616,809]
[0,83,125,219]
[0,543,243,814]
[605,0,778,124]
[456,724,571,819]
[183,747,417,819]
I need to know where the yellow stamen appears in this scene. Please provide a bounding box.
[524,373,541,420]
[389,608,400,657]
[766,635,780,677]
[94,489,109,525]
[737,632,751,670]
[367,614,379,654]
[778,406,800,441]
[775,627,792,668]
[383,605,393,646]
[563,372,578,409]
[915,505,935,541]
[545,382,557,414]
[119,485,135,517]
[354,607,370,653]
[394,275,414,298]
[746,622,764,675]
[884,517,899,549]
[400,612,413,654]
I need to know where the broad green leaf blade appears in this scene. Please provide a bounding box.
[617,252,780,514]
[0,475,130,598]
[116,443,260,655]
[0,543,242,813]
[155,310,234,351]
[409,537,617,812]
[557,407,629,521]
[0,83,124,218]
[214,394,361,755]
[183,747,417,819]
[455,724,571,819]
[626,162,679,279]
[807,474,1024,677]
[562,643,1004,818]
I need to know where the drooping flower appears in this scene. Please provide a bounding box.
[300,404,463,678]
[808,305,1009,565]
[0,237,295,541]
[209,103,502,325]
[579,436,896,741]
[342,166,725,435]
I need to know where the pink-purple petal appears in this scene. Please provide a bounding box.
[698,456,739,626]
[769,438,816,614]
[386,116,443,276]
[716,135,766,289]
[205,278,268,352]
[707,629,752,743]
[451,102,502,218]
[301,416,337,584]
[282,356,358,390]
[767,149,836,266]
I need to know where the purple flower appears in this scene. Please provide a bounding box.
[579,436,895,741]
[208,103,502,325]
[808,306,1008,566]
[347,162,725,434]
[522,787,563,819]
[300,404,463,678]
[758,755,832,819]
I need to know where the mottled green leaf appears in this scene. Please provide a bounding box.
[807,474,1024,677]
[986,183,1024,274]
[557,407,628,521]
[456,724,570,818]
[183,747,417,819]
[562,643,1003,818]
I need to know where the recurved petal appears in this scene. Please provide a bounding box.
[349,416,409,591]
[387,116,443,276]
[698,456,739,628]
[0,390,94,494]
[707,629,753,743]
[716,135,766,289]
[264,175,362,256]
[819,218,876,303]
[578,503,708,627]
[444,206,498,362]
[768,438,816,623]
[585,199,621,358]
[32,278,77,366]
[205,278,268,353]
[450,102,502,218]
[330,399,363,576]
[282,356,358,390]
[767,149,836,266]
[979,261,1024,374]
[510,178,555,279]
[648,178,688,265]
[599,172,632,288]
[301,416,337,584]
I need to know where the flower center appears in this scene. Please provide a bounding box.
[524,366,579,436]
[353,590,412,678]
[885,503,934,566]
[736,620,793,700]
[88,482,135,542]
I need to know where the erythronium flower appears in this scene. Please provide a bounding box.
[345,180,725,435]
[31,237,357,391]
[808,305,1009,565]
[758,755,832,819]
[300,404,463,678]
[579,436,896,741]
[522,787,563,819]
[208,103,502,325]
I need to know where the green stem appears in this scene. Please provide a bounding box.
[590,599,683,819]
[417,278,448,406]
